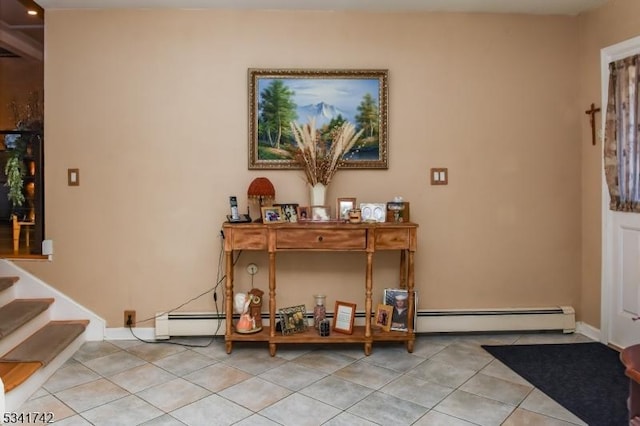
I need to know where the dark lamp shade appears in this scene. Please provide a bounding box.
[247,177,275,200]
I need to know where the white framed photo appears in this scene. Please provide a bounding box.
[383,288,417,332]
[360,203,386,222]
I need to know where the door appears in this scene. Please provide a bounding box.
[606,214,640,347]
[601,36,640,348]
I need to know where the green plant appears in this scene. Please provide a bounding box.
[4,91,43,209]
[4,152,25,207]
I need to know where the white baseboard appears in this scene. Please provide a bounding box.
[576,321,601,342]
[104,327,156,341]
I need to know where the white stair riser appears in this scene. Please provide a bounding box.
[0,310,51,357]
[0,285,16,308]
[3,332,87,412]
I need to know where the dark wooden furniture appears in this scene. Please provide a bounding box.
[622,344,640,422]
[222,221,418,356]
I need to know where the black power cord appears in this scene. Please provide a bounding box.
[125,233,242,348]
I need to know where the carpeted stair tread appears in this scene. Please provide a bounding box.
[0,361,42,392]
[0,320,89,366]
[0,276,19,293]
[0,298,54,339]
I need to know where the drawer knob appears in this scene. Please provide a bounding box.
[318,235,323,242]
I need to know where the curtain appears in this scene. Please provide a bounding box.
[604,55,640,212]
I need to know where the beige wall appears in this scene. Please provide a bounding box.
[16,8,596,328]
[577,0,640,328]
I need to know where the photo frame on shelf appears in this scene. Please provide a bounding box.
[311,205,331,221]
[248,68,388,170]
[374,303,393,332]
[297,206,311,221]
[274,203,299,222]
[337,197,357,221]
[360,202,387,223]
[383,288,417,332]
[261,206,285,223]
[333,301,356,334]
[278,305,308,335]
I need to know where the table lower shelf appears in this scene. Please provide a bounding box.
[225,325,415,355]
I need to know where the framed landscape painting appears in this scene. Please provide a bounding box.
[248,68,388,170]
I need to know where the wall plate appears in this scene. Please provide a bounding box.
[247,263,258,275]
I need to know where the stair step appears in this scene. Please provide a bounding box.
[0,299,54,339]
[0,276,19,293]
[1,320,89,366]
[0,362,42,392]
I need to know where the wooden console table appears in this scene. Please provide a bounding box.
[222,221,418,356]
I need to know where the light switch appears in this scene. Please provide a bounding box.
[430,168,448,185]
[68,168,79,186]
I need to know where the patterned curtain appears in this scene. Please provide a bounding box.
[604,55,640,212]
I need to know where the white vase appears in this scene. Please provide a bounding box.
[309,183,327,206]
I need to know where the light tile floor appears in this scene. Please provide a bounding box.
[18,332,597,425]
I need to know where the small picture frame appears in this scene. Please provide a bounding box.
[374,303,393,332]
[337,197,357,221]
[274,203,299,222]
[333,301,356,334]
[297,206,311,221]
[360,203,387,222]
[278,305,308,335]
[311,205,331,221]
[383,288,417,332]
[261,206,285,223]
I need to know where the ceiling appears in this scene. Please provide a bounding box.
[34,0,608,15]
[0,0,43,60]
[1,0,610,62]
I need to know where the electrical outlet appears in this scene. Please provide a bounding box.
[124,310,136,327]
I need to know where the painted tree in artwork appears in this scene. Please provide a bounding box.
[355,93,379,139]
[258,80,297,150]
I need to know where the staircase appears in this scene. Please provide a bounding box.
[0,260,105,414]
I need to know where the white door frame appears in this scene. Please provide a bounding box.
[600,35,640,345]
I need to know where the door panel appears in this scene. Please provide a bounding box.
[611,215,640,347]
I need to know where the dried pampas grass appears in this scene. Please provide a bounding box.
[291,118,363,185]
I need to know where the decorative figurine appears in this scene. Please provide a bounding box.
[234,292,260,333]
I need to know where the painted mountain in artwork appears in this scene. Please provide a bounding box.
[297,102,353,127]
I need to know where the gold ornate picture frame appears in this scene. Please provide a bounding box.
[278,304,308,335]
[248,68,388,170]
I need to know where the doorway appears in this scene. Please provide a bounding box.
[601,35,640,348]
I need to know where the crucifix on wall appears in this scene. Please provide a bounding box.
[585,103,601,146]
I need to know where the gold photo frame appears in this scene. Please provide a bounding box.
[278,305,308,335]
[248,68,388,170]
[261,206,285,223]
[374,303,393,332]
[333,301,356,334]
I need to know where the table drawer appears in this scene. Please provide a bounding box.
[277,229,366,250]
[375,228,410,249]
[230,228,267,250]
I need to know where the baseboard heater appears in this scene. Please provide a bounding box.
[417,306,575,334]
[154,306,575,339]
